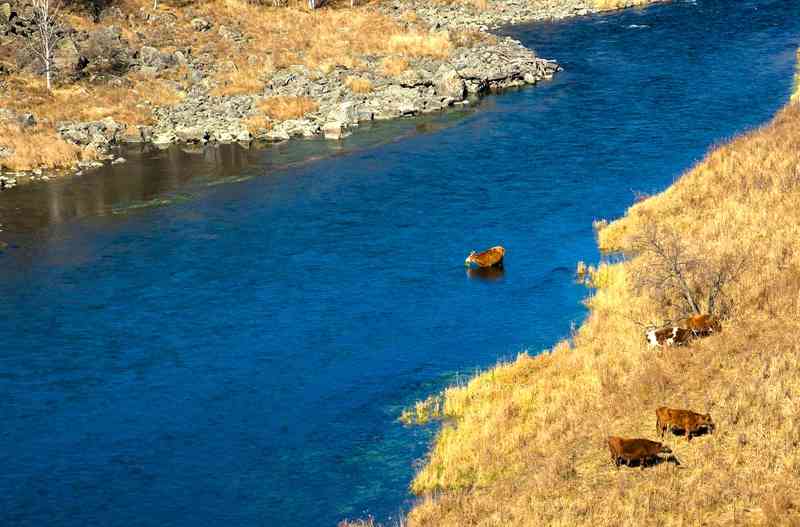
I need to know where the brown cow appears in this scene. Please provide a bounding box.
[645,326,693,348]
[464,246,505,268]
[607,436,672,469]
[656,406,715,441]
[683,314,722,337]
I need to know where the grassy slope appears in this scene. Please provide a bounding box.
[404,75,800,526]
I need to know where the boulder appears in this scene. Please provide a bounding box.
[0,3,11,23]
[322,121,351,140]
[152,131,177,145]
[191,18,211,32]
[138,45,176,72]
[81,26,132,73]
[326,101,359,128]
[18,112,35,128]
[266,119,319,140]
[53,39,84,75]
[434,66,465,100]
[175,124,209,143]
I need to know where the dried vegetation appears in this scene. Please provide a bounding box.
[404,98,800,525]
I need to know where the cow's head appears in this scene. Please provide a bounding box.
[703,413,716,433]
[645,328,659,348]
[464,251,476,266]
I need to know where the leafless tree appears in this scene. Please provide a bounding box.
[629,221,744,320]
[28,0,63,91]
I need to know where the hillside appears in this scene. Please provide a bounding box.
[401,67,800,525]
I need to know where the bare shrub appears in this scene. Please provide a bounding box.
[629,221,744,320]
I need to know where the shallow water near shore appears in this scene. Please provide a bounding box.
[2,1,800,524]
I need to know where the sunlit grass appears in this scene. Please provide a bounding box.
[405,96,800,525]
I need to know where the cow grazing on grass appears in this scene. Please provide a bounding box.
[684,314,722,337]
[656,407,715,441]
[607,436,672,469]
[645,326,693,348]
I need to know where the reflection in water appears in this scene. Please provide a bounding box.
[466,266,506,281]
[0,144,255,234]
[0,110,476,240]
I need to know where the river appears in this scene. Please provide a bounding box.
[1,0,799,525]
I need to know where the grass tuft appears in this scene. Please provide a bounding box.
[345,76,374,94]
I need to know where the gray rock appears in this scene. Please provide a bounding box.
[326,101,359,128]
[112,157,126,165]
[80,26,132,74]
[265,119,319,140]
[138,45,176,72]
[18,112,35,128]
[175,124,208,143]
[191,18,211,32]
[53,39,83,75]
[152,131,177,145]
[397,102,419,116]
[139,46,161,67]
[433,66,465,100]
[322,121,351,140]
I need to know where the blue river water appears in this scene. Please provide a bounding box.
[1,1,799,525]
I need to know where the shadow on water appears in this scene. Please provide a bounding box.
[466,266,506,281]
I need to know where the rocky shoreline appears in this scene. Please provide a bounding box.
[0,0,664,190]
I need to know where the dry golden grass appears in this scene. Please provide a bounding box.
[404,100,800,525]
[190,0,451,94]
[0,122,93,171]
[211,58,274,97]
[0,73,184,127]
[0,73,183,171]
[380,57,411,77]
[594,0,665,11]
[258,96,319,120]
[345,76,374,94]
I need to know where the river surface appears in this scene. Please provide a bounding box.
[2,1,799,525]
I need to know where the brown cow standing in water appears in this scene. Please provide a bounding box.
[656,407,716,441]
[607,436,672,469]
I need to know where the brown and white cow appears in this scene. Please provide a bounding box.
[607,436,672,469]
[656,407,715,441]
[645,326,693,348]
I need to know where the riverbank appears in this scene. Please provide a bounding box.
[397,67,800,526]
[0,0,668,189]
